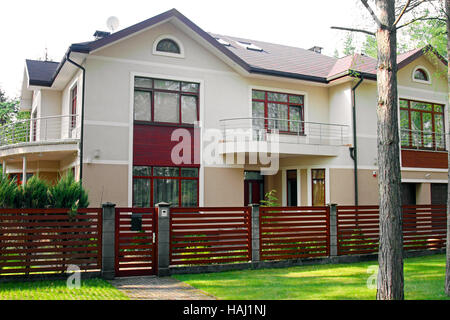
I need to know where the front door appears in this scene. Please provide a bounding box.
[244,171,264,206]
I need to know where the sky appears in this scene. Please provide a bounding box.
[0,0,367,98]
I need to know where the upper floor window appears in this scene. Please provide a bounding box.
[70,84,77,130]
[399,98,445,150]
[134,76,199,125]
[412,66,431,84]
[152,35,184,58]
[252,89,304,133]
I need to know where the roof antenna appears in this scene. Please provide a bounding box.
[44,47,49,61]
[106,16,120,33]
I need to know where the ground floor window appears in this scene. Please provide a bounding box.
[133,166,199,207]
[8,173,34,186]
[311,169,325,206]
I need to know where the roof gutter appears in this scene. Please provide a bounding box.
[65,49,86,187]
[350,75,364,206]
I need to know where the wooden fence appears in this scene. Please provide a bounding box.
[169,207,251,266]
[337,205,447,255]
[260,206,330,260]
[0,208,102,276]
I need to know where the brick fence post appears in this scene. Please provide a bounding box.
[156,202,171,276]
[329,203,338,257]
[250,204,260,263]
[101,202,116,280]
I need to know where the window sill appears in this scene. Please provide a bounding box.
[134,121,196,128]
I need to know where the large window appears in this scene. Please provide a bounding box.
[399,98,445,150]
[133,166,199,207]
[252,90,304,133]
[134,77,199,125]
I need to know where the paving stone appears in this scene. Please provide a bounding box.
[108,276,216,300]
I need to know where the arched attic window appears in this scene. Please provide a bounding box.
[153,35,184,58]
[156,38,180,54]
[413,66,431,84]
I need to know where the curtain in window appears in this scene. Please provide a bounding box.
[153,179,179,206]
[181,96,197,124]
[133,179,150,207]
[154,92,179,123]
[134,91,151,121]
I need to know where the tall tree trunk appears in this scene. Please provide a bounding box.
[445,0,450,297]
[375,0,404,300]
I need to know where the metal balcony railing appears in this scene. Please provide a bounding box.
[0,114,80,147]
[400,128,447,151]
[219,117,350,146]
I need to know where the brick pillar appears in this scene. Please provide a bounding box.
[250,204,260,263]
[101,202,116,279]
[329,204,338,257]
[156,202,171,276]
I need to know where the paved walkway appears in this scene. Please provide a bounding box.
[108,276,216,300]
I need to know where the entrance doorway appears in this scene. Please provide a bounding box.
[287,170,297,206]
[244,171,264,206]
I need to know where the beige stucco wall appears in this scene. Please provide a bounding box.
[416,183,431,204]
[82,163,128,207]
[203,167,244,207]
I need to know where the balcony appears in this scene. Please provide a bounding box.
[400,128,448,169]
[0,115,80,158]
[219,117,350,157]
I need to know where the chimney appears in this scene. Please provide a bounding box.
[308,46,323,54]
[93,30,111,40]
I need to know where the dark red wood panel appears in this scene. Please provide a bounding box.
[401,150,448,169]
[133,124,200,166]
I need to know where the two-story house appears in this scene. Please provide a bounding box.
[3,8,448,208]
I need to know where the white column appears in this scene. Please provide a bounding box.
[22,156,27,185]
[2,160,6,176]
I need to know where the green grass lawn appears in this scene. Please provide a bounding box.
[0,278,129,300]
[173,254,450,300]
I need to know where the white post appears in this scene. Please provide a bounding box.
[2,160,6,176]
[22,156,27,185]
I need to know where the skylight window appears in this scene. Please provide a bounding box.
[215,38,231,46]
[236,41,263,52]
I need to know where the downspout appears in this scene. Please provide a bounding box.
[350,75,364,206]
[66,50,86,187]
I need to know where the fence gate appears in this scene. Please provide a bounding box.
[115,208,157,277]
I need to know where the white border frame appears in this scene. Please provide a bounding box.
[152,34,185,59]
[128,71,205,207]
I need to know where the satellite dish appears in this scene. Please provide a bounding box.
[106,16,120,32]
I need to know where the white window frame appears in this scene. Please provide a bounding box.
[412,65,431,85]
[152,35,185,59]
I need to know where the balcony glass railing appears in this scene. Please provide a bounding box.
[400,128,447,151]
[0,114,80,147]
[219,117,350,146]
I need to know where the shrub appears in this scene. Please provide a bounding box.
[48,172,89,212]
[0,173,20,208]
[260,189,279,207]
[21,176,49,208]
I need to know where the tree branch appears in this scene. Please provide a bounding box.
[331,26,375,36]
[396,16,446,30]
[361,0,382,27]
[393,0,411,26]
